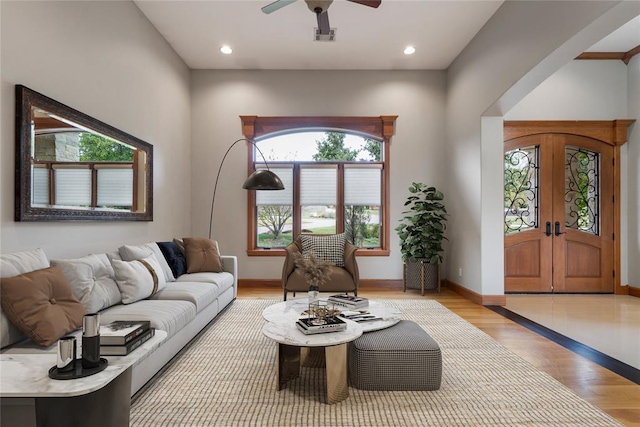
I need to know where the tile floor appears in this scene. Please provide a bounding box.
[505,294,640,370]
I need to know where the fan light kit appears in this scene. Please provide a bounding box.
[220,45,233,55]
[262,0,381,37]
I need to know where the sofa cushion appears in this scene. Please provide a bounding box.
[156,241,187,278]
[300,233,346,267]
[0,266,86,347]
[119,243,175,283]
[0,248,50,348]
[183,238,223,273]
[150,282,220,313]
[111,255,167,304]
[50,254,122,313]
[176,272,234,293]
[99,299,196,339]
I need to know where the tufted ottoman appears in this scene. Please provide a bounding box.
[348,320,442,391]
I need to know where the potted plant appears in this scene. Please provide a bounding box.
[395,183,448,294]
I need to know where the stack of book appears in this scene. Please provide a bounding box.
[327,294,369,309]
[99,320,155,356]
[296,316,347,335]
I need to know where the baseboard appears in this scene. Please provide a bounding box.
[238,278,404,289]
[629,286,640,298]
[443,279,506,306]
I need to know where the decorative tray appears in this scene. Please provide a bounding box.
[48,358,108,380]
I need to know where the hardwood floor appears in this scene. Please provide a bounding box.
[238,284,640,426]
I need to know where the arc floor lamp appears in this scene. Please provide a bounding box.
[209,138,284,239]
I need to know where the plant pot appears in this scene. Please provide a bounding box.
[403,260,440,295]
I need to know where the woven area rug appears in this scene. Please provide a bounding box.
[130,299,621,426]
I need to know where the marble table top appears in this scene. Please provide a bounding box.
[262,317,362,347]
[262,297,403,332]
[0,329,167,398]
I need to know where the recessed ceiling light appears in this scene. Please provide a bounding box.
[220,45,233,55]
[404,46,416,55]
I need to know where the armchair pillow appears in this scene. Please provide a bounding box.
[300,233,346,267]
[0,266,86,347]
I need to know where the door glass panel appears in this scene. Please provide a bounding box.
[504,146,539,235]
[565,146,599,235]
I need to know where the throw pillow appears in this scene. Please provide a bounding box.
[119,243,175,283]
[50,254,122,313]
[0,266,86,347]
[300,233,346,267]
[173,238,185,255]
[0,248,50,348]
[183,238,223,273]
[111,254,167,304]
[157,241,187,278]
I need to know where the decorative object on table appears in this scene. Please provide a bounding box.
[327,293,369,309]
[56,336,77,373]
[296,316,347,335]
[99,320,151,345]
[48,357,108,380]
[100,328,156,356]
[82,313,101,369]
[395,183,448,294]
[338,311,381,323]
[292,252,332,306]
[208,138,284,239]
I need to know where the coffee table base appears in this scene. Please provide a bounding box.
[275,343,348,404]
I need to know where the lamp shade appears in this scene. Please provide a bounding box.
[242,169,285,190]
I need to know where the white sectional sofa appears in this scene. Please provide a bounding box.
[0,241,237,426]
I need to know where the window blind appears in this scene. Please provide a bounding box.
[32,167,49,205]
[345,166,381,206]
[97,168,133,207]
[55,169,91,206]
[256,167,293,206]
[300,167,336,205]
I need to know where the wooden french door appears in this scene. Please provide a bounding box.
[504,130,616,293]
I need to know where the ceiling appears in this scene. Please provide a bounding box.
[134,1,639,71]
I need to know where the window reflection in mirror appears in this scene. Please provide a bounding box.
[16,85,153,221]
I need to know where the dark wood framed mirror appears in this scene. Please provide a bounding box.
[15,85,153,221]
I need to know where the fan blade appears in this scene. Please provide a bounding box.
[316,11,330,35]
[347,0,381,8]
[262,0,298,14]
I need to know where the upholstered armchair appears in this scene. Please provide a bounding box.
[282,236,359,301]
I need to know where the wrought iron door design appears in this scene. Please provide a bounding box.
[504,134,614,293]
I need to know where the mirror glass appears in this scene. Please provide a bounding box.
[15,85,153,221]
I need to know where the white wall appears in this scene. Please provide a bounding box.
[0,1,192,258]
[628,55,640,287]
[505,61,628,120]
[191,70,446,280]
[445,0,633,295]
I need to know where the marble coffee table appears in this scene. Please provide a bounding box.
[262,298,403,332]
[262,305,363,404]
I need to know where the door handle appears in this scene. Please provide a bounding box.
[554,221,565,236]
[545,221,552,237]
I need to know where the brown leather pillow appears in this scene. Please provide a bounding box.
[183,238,223,273]
[0,266,86,346]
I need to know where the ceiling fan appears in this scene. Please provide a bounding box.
[262,0,381,36]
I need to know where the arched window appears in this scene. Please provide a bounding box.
[241,116,397,257]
